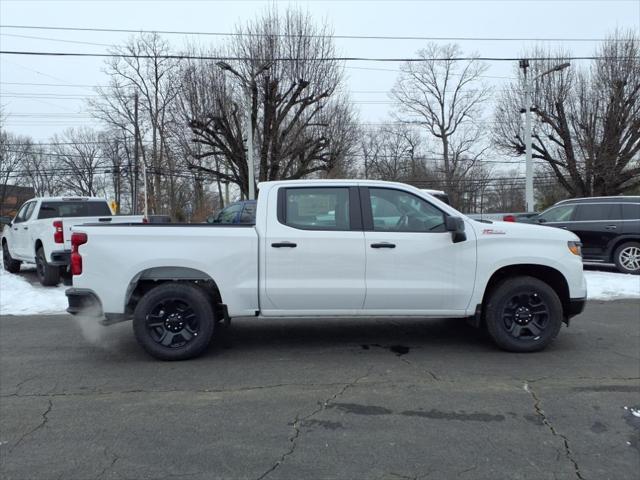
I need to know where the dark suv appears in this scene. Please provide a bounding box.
[533,196,640,274]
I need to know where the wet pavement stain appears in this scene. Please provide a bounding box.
[330,403,393,415]
[302,419,344,430]
[523,414,545,426]
[400,409,505,422]
[590,421,608,433]
[360,343,410,356]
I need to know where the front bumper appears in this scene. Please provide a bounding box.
[50,250,71,266]
[66,288,103,316]
[567,297,586,318]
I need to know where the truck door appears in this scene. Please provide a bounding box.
[263,186,366,313]
[11,201,36,259]
[360,187,476,312]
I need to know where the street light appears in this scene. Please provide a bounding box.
[217,61,273,200]
[520,59,570,212]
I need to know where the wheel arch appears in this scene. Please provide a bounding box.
[481,264,571,321]
[125,267,223,315]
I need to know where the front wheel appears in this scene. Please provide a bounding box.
[484,276,563,353]
[2,242,21,273]
[133,283,216,361]
[613,242,640,274]
[36,247,60,286]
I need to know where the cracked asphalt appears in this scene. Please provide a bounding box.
[1,300,639,480]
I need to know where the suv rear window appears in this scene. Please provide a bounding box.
[622,203,640,220]
[38,201,112,219]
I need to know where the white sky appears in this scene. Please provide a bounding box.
[1,0,639,150]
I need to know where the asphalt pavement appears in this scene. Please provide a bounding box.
[0,300,639,480]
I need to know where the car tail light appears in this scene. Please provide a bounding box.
[70,232,88,275]
[502,215,516,222]
[53,220,64,243]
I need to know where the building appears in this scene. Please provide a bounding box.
[0,185,35,217]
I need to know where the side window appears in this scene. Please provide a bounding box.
[239,203,256,224]
[13,202,33,223]
[283,188,351,230]
[539,205,575,223]
[622,204,640,220]
[369,188,446,233]
[574,204,619,221]
[216,204,242,224]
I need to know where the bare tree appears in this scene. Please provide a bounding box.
[0,131,27,206]
[178,8,356,197]
[51,128,106,196]
[493,31,640,197]
[391,43,492,207]
[90,32,180,213]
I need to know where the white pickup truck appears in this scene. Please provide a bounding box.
[2,197,144,286]
[66,180,587,360]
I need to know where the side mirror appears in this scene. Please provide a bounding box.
[445,216,466,243]
[536,217,546,224]
[0,216,12,226]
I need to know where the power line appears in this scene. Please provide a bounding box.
[0,24,616,42]
[0,50,627,62]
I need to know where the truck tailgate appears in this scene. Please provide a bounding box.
[61,215,144,249]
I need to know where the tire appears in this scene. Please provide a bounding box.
[613,242,640,274]
[484,276,563,353]
[35,247,60,286]
[133,283,216,361]
[2,242,21,273]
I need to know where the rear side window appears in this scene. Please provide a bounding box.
[574,204,621,221]
[283,187,351,230]
[622,204,640,220]
[38,201,111,219]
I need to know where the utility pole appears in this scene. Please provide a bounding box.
[133,92,140,215]
[519,59,570,212]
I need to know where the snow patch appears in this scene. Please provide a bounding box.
[585,271,640,300]
[0,265,68,315]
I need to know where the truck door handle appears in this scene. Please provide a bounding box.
[604,225,617,230]
[371,242,396,249]
[271,242,297,248]
[23,226,28,230]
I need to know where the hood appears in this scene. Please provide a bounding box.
[468,218,580,243]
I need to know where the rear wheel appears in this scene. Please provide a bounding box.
[613,242,640,274]
[133,283,216,361]
[484,276,563,353]
[2,242,21,273]
[35,247,60,286]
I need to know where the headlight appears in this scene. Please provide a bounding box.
[568,241,582,257]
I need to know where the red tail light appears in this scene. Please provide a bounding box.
[53,220,64,243]
[502,215,516,222]
[70,232,88,275]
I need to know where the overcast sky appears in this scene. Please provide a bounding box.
[1,0,638,146]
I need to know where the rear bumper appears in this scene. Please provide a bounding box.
[66,288,103,316]
[50,250,71,266]
[567,297,587,318]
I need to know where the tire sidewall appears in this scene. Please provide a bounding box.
[2,242,21,273]
[36,247,59,286]
[133,283,215,361]
[614,242,640,275]
[485,277,563,353]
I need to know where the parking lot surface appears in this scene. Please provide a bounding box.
[1,300,639,480]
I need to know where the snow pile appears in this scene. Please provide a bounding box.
[0,266,68,315]
[585,270,640,301]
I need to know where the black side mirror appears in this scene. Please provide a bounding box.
[0,216,12,226]
[536,217,546,224]
[445,216,466,243]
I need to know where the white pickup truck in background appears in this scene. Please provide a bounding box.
[66,180,587,360]
[2,197,144,286]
